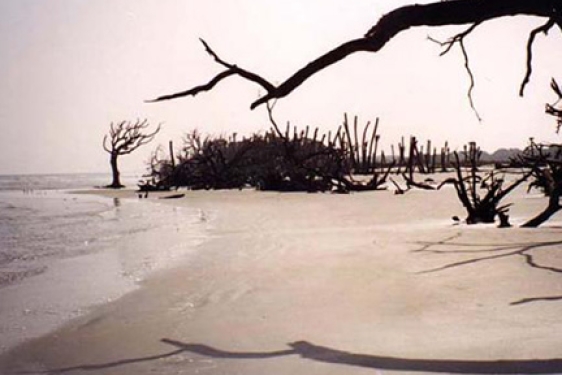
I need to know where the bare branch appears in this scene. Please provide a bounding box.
[120,123,161,155]
[519,18,556,96]
[199,39,275,93]
[102,134,111,154]
[365,0,559,38]
[265,101,284,139]
[545,79,562,132]
[147,70,237,102]
[151,0,562,110]
[253,0,560,109]
[149,39,274,103]
[428,22,480,56]
[250,38,374,109]
[551,78,562,98]
[459,39,481,122]
[106,119,161,155]
[428,22,481,121]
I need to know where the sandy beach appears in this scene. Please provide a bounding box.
[1,182,562,375]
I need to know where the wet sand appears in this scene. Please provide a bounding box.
[1,183,562,374]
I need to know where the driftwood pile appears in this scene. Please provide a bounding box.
[144,114,397,193]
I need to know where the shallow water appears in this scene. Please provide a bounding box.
[0,175,208,353]
[0,172,140,192]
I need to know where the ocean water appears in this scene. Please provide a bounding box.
[0,173,208,353]
[0,172,141,192]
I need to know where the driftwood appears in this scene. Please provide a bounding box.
[439,152,530,225]
[159,193,185,199]
[143,109,394,193]
[390,136,451,176]
[515,140,562,227]
[402,173,436,191]
[339,114,381,175]
[138,179,171,192]
[389,177,407,195]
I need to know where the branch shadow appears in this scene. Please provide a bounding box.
[34,339,294,374]
[413,234,562,306]
[414,238,562,275]
[283,341,562,374]
[34,348,185,374]
[40,339,562,374]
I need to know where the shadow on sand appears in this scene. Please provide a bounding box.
[41,339,562,374]
[413,234,562,306]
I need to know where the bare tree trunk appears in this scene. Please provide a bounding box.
[109,153,123,188]
[522,190,561,227]
[169,140,176,169]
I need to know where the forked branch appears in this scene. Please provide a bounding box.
[103,119,161,156]
[149,0,562,109]
[147,39,275,103]
[428,22,481,120]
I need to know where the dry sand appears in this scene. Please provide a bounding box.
[1,181,562,374]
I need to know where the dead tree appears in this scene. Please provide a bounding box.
[103,119,161,188]
[516,83,562,227]
[403,173,436,191]
[265,107,392,192]
[517,141,562,227]
[149,0,562,114]
[395,137,406,173]
[440,152,531,226]
[340,114,380,174]
[440,141,451,172]
[392,138,451,191]
[546,79,562,133]
[162,112,349,192]
[173,130,259,190]
[265,105,350,192]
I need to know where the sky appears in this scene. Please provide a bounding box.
[1,0,562,175]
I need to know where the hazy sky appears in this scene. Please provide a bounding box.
[1,0,562,175]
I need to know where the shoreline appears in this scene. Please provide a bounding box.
[2,186,562,374]
[0,188,209,356]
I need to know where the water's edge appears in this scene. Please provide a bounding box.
[0,189,209,353]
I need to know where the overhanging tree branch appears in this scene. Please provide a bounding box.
[519,18,557,96]
[147,70,237,102]
[459,38,481,121]
[199,39,275,93]
[149,0,562,110]
[148,39,275,103]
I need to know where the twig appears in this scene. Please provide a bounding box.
[428,22,481,121]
